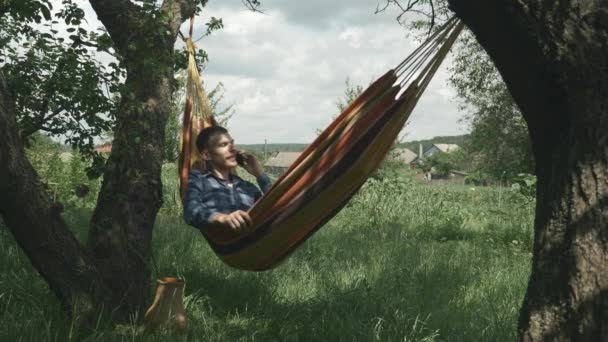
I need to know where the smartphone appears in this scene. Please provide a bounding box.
[236,152,245,166]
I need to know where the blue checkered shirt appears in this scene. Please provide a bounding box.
[183,170,272,229]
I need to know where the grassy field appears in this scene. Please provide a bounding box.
[0,168,534,341]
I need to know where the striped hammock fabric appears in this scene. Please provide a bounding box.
[179,17,464,271]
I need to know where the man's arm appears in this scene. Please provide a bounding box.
[211,211,252,231]
[183,171,218,228]
[184,171,253,231]
[255,174,272,200]
[240,151,272,196]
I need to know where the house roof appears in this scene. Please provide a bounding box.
[451,170,469,176]
[391,148,418,164]
[264,152,302,168]
[433,144,459,153]
[95,144,112,153]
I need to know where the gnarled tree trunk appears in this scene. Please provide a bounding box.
[0,0,198,325]
[0,68,106,326]
[449,0,608,340]
[84,0,195,321]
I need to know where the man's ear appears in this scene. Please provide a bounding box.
[201,150,210,161]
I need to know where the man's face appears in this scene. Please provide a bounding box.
[202,133,238,170]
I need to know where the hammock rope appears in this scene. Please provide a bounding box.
[178,18,217,201]
[179,17,464,271]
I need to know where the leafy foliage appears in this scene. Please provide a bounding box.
[0,0,52,23]
[449,31,534,181]
[382,1,535,182]
[25,135,100,208]
[336,77,363,113]
[1,0,229,177]
[510,173,536,197]
[1,0,122,177]
[420,148,468,176]
[371,158,415,182]
[464,169,491,187]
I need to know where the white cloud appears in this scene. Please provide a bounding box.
[48,0,467,144]
[193,4,467,143]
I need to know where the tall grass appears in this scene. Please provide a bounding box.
[0,164,534,341]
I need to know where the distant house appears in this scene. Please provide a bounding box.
[449,170,468,181]
[95,144,112,154]
[391,148,419,167]
[423,143,459,158]
[264,151,302,176]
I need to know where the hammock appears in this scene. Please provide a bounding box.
[179,17,464,271]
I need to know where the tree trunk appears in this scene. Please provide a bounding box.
[0,68,106,326]
[86,0,194,321]
[86,70,173,319]
[0,0,197,325]
[449,0,608,340]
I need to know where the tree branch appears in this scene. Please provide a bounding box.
[88,0,141,57]
[0,2,8,17]
[429,0,436,33]
[376,0,444,30]
[242,0,263,12]
[160,0,197,39]
[20,105,66,139]
[0,68,107,326]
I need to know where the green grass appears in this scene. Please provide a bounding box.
[0,170,534,341]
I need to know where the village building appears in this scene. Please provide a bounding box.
[95,144,112,154]
[422,143,459,158]
[414,143,467,183]
[390,147,419,168]
[264,151,302,176]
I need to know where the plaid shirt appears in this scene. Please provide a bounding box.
[183,169,272,229]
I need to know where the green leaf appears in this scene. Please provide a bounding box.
[40,6,51,21]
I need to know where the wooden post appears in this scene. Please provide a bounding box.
[264,138,267,160]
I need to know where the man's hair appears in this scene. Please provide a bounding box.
[196,126,229,152]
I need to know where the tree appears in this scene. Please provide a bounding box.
[0,0,262,327]
[421,148,468,177]
[336,77,364,113]
[1,0,122,177]
[450,30,534,181]
[382,0,608,339]
[316,77,364,135]
[385,1,534,182]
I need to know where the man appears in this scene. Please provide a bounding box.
[183,126,272,232]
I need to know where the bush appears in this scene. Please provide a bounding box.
[510,173,536,197]
[26,138,101,209]
[465,170,490,186]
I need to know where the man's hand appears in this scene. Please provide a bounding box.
[238,151,264,178]
[211,210,253,231]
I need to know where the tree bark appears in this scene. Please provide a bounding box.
[0,68,107,326]
[0,0,198,325]
[86,0,196,321]
[449,0,608,340]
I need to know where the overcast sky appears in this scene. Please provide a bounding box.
[80,0,468,144]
